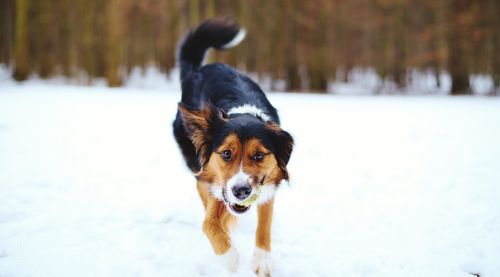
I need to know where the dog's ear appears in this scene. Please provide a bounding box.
[178,102,227,166]
[268,123,294,182]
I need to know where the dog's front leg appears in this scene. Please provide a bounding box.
[203,196,238,272]
[253,198,274,277]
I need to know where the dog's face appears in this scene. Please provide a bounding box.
[179,103,293,215]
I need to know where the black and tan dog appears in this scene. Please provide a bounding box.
[173,19,293,276]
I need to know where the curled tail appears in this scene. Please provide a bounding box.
[178,19,246,80]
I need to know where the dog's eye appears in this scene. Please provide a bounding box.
[253,151,264,162]
[221,150,232,161]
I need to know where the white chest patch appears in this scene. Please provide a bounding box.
[227,104,271,122]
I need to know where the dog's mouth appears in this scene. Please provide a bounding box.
[221,177,266,215]
[229,202,251,214]
[222,186,251,214]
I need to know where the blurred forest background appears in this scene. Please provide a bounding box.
[0,0,499,94]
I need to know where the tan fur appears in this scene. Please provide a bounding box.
[207,134,243,183]
[256,198,274,251]
[197,181,236,255]
[198,180,275,256]
[196,181,209,209]
[199,135,283,189]
[178,104,226,166]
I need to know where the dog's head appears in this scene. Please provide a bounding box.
[179,103,293,215]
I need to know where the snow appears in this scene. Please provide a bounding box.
[1,65,496,95]
[1,82,500,277]
[329,68,495,95]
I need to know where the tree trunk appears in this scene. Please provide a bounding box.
[491,0,500,95]
[392,4,407,90]
[284,1,299,91]
[435,69,441,89]
[0,0,14,64]
[105,0,123,87]
[448,0,471,95]
[189,0,199,26]
[13,0,29,81]
[309,67,328,92]
[286,64,301,91]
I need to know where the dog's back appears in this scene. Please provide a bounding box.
[174,19,282,173]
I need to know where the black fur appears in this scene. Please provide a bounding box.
[178,19,240,81]
[173,19,293,178]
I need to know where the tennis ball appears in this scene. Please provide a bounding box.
[240,183,264,207]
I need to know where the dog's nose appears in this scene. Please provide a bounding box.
[232,183,252,200]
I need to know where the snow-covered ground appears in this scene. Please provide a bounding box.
[1,83,500,277]
[1,64,496,95]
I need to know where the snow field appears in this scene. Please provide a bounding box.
[1,84,500,276]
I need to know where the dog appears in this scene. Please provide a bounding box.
[173,19,294,276]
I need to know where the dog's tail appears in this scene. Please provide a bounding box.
[178,19,246,80]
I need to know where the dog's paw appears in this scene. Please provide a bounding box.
[252,247,272,277]
[220,247,239,273]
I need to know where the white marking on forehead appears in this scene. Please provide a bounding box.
[227,167,250,186]
[227,104,271,122]
[225,165,251,203]
[227,164,250,188]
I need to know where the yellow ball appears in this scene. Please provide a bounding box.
[240,183,264,207]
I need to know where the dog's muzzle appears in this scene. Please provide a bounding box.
[222,180,265,215]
